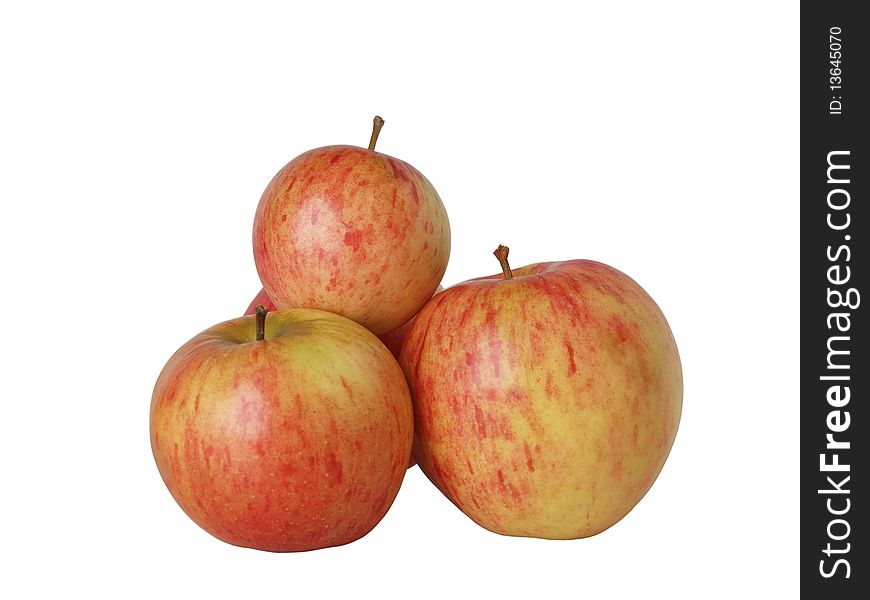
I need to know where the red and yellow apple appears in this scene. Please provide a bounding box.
[150,307,413,552]
[252,116,450,335]
[399,246,682,539]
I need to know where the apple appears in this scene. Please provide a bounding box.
[252,116,450,335]
[150,306,414,552]
[399,245,682,539]
[245,285,445,361]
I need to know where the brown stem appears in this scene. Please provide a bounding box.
[255,305,267,341]
[493,245,513,279]
[368,115,385,151]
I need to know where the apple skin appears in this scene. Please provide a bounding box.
[376,310,419,360]
[150,308,413,552]
[377,285,444,359]
[245,285,444,361]
[399,259,682,539]
[252,144,450,335]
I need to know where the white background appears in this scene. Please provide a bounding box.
[0,1,798,598]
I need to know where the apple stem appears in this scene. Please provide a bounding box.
[368,116,385,151]
[493,245,513,279]
[255,305,267,341]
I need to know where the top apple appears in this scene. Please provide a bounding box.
[253,117,451,335]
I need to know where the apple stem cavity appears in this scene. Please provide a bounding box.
[368,115,385,151]
[255,305,268,341]
[494,245,513,279]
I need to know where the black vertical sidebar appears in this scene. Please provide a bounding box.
[801,2,867,596]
